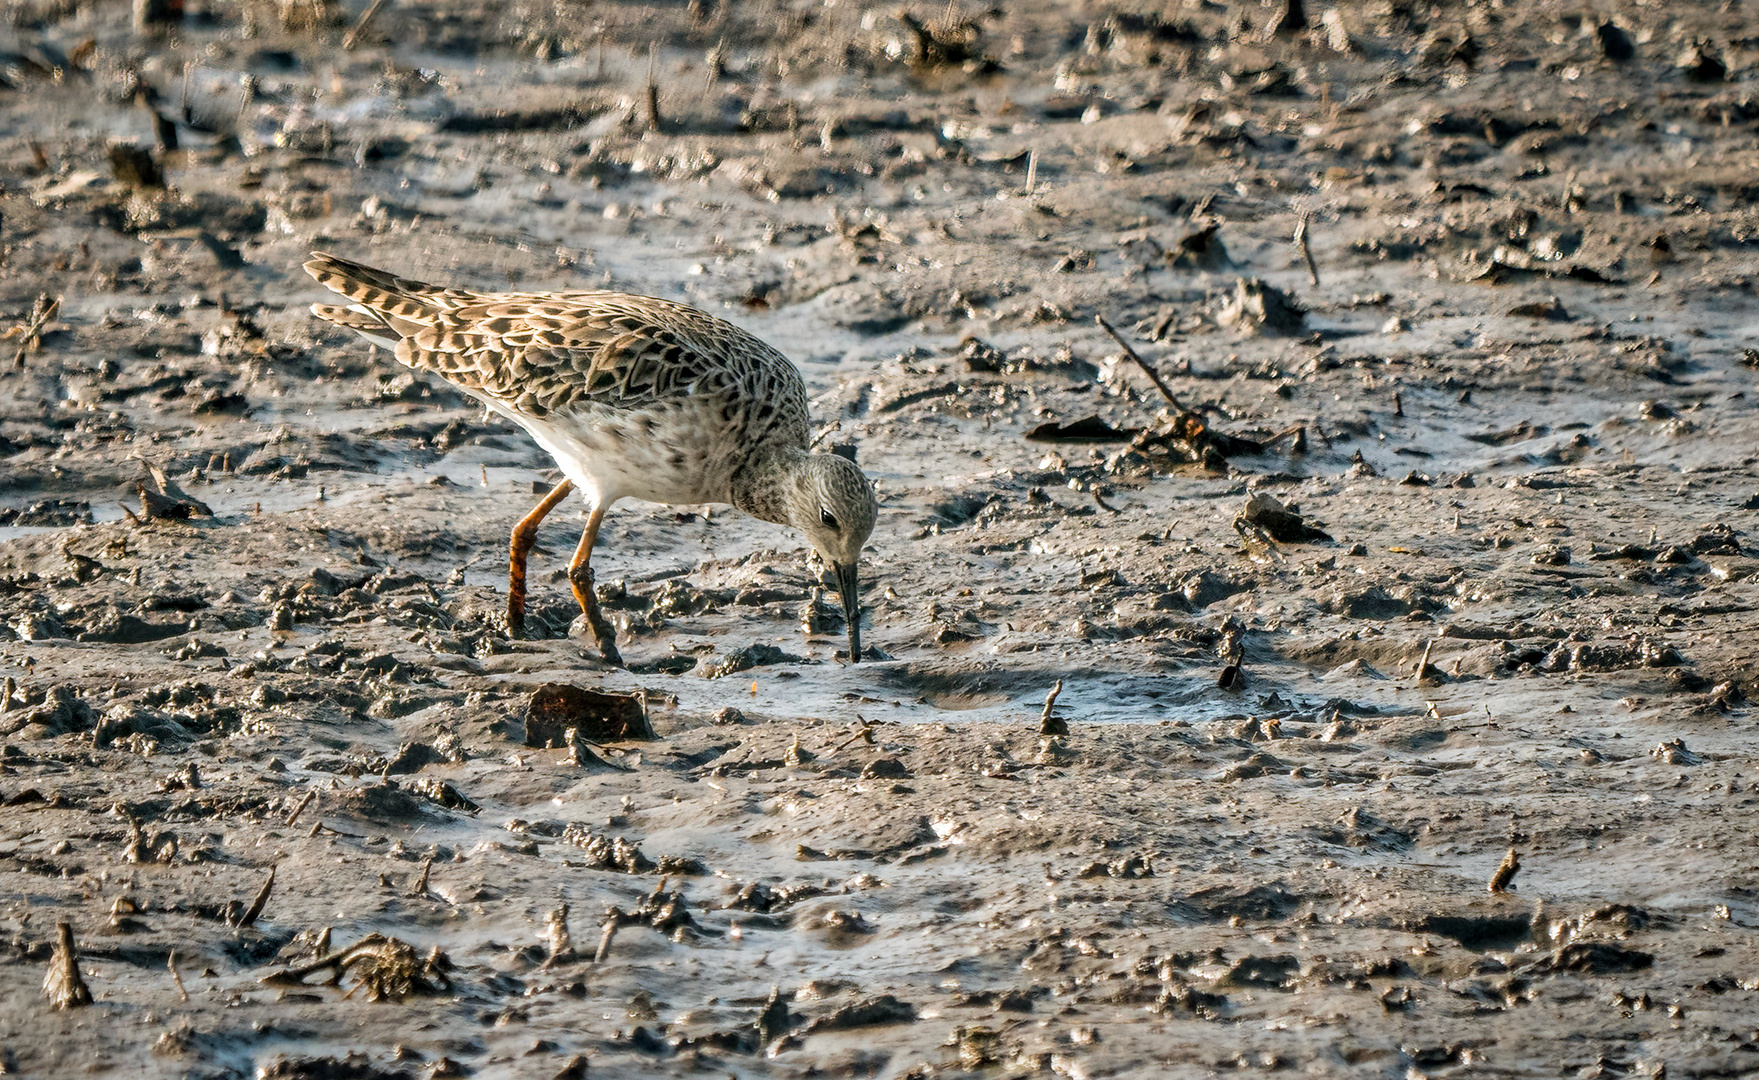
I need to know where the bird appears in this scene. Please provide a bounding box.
[303,251,877,666]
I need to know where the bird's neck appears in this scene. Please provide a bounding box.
[729,446,806,528]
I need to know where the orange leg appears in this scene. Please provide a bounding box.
[507,479,574,635]
[567,502,622,666]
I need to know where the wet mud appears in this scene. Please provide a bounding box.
[3,0,1759,1076]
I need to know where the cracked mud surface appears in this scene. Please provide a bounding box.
[3,0,1759,1076]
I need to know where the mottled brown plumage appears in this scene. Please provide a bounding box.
[304,251,877,664]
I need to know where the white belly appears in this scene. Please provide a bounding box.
[484,398,732,510]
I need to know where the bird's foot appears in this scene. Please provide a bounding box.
[568,564,624,667]
[594,631,624,668]
[567,612,623,666]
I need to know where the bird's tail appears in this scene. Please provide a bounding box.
[304,251,477,347]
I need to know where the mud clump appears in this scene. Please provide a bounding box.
[1218,277,1306,336]
[524,683,654,746]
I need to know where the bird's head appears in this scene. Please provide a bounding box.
[790,453,877,661]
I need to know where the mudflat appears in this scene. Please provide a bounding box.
[2,2,1758,1076]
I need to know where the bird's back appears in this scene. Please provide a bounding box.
[305,253,811,447]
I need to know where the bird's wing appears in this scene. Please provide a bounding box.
[400,294,790,420]
[305,251,804,431]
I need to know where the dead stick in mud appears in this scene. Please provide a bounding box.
[808,419,843,449]
[832,717,877,753]
[644,42,662,133]
[593,916,619,963]
[9,293,60,368]
[1414,638,1436,684]
[1295,212,1320,287]
[1260,425,1308,454]
[286,789,316,826]
[1096,315,1189,413]
[235,864,276,928]
[342,0,390,50]
[1039,680,1068,736]
[1488,848,1521,894]
[409,856,433,897]
[168,951,190,1002]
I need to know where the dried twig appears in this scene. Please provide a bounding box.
[1294,212,1320,286]
[1260,425,1308,453]
[643,42,662,133]
[1097,315,1188,412]
[832,717,877,753]
[168,950,190,1002]
[8,293,61,368]
[286,789,316,826]
[234,864,276,928]
[342,0,390,49]
[261,933,450,1001]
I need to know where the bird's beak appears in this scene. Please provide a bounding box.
[834,560,862,662]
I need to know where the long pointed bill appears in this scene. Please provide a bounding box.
[834,560,862,662]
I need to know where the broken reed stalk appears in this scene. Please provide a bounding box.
[1414,638,1436,683]
[168,950,190,1002]
[235,864,277,928]
[1095,315,1189,414]
[342,0,389,50]
[1039,680,1068,737]
[43,922,93,1009]
[286,789,316,825]
[408,856,433,897]
[1488,848,1521,894]
[1294,212,1320,286]
[593,918,619,963]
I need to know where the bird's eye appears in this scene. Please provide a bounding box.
[820,508,839,530]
